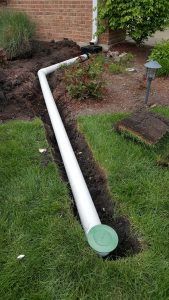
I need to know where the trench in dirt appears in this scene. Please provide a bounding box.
[0,40,141,259]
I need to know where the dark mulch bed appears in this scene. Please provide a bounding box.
[50,42,169,117]
[1,40,168,120]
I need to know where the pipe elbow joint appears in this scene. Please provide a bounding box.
[90,40,98,46]
[38,69,43,77]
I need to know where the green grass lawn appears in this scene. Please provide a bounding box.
[0,112,169,300]
[78,106,169,300]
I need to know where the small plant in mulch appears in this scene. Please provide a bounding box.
[108,52,134,75]
[149,40,169,77]
[120,52,134,66]
[0,9,35,59]
[109,63,125,74]
[64,55,105,100]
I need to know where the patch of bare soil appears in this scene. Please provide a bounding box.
[0,39,81,121]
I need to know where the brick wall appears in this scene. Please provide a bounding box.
[100,29,126,45]
[7,0,93,43]
[2,1,125,45]
[0,0,7,6]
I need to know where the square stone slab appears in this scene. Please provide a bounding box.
[115,109,169,145]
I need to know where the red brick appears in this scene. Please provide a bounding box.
[1,1,125,45]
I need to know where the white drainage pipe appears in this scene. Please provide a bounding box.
[90,0,98,45]
[38,54,118,256]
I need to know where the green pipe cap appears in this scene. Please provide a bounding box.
[87,224,118,254]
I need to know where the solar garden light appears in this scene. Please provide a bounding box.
[144,60,162,105]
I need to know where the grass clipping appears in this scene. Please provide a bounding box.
[115,109,169,145]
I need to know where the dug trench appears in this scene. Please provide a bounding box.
[0,40,141,259]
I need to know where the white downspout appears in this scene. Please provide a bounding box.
[38,55,118,256]
[90,0,98,45]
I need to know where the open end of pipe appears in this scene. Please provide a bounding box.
[87,225,119,257]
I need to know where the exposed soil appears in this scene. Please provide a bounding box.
[0,39,81,121]
[115,109,169,145]
[1,40,168,258]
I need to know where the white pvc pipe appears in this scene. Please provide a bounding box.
[90,0,98,45]
[38,55,101,234]
[38,55,118,256]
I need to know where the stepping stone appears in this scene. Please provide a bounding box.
[115,109,169,145]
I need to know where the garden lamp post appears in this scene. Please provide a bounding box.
[144,60,161,105]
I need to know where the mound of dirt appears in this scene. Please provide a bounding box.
[115,109,169,145]
[0,39,81,121]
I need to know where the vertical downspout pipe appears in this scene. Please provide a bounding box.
[38,55,118,256]
[90,0,98,45]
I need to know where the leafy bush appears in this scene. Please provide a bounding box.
[64,56,105,100]
[149,40,169,76]
[0,9,35,59]
[99,0,169,44]
[109,63,124,74]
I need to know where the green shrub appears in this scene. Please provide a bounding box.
[64,56,105,100]
[0,9,35,59]
[99,0,169,44]
[109,63,125,74]
[149,40,169,76]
